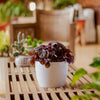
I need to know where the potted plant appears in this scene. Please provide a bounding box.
[11,32,30,67]
[52,0,76,9]
[30,41,74,88]
[24,35,43,54]
[11,32,43,67]
[0,0,28,31]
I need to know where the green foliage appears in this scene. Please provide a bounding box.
[90,57,100,69]
[11,32,25,57]
[71,57,100,100]
[72,92,100,100]
[52,0,76,9]
[25,35,43,48]
[71,68,87,86]
[0,31,10,56]
[92,72,100,84]
[0,0,27,22]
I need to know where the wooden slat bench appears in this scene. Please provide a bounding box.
[6,62,96,100]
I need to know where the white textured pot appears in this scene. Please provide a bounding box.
[15,55,31,67]
[35,61,68,88]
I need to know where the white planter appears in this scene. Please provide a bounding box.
[35,61,68,88]
[15,55,31,67]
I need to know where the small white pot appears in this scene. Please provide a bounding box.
[35,61,68,88]
[15,55,31,67]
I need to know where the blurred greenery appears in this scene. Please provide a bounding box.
[90,57,100,69]
[71,57,100,100]
[0,31,10,56]
[52,0,76,9]
[0,0,32,23]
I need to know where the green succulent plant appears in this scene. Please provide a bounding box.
[11,32,25,57]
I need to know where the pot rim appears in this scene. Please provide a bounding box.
[35,61,68,64]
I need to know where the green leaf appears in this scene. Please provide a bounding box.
[92,72,100,84]
[38,40,43,44]
[90,57,100,69]
[89,93,100,99]
[27,40,32,46]
[71,93,100,100]
[28,35,32,40]
[81,83,100,91]
[23,50,28,54]
[71,92,90,100]
[71,68,87,86]
[32,43,37,48]
[34,38,38,43]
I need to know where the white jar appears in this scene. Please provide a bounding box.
[15,55,31,67]
[35,61,68,88]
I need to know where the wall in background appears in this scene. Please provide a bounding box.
[76,0,100,7]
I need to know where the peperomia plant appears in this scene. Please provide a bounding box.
[71,57,100,100]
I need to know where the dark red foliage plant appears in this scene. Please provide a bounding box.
[29,42,74,68]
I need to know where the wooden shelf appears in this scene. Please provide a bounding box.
[6,62,96,100]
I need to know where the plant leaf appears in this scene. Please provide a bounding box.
[38,40,43,44]
[92,72,100,84]
[81,83,100,91]
[71,68,87,86]
[71,93,90,100]
[90,57,100,69]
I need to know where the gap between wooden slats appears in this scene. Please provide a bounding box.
[30,67,49,100]
[16,65,30,100]
[48,88,59,100]
[57,88,70,100]
[87,90,98,100]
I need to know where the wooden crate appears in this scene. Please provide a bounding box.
[6,62,96,100]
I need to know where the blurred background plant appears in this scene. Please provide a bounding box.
[0,31,10,57]
[24,35,43,54]
[0,0,32,26]
[11,33,43,57]
[52,0,76,9]
[71,57,100,100]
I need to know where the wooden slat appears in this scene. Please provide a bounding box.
[48,88,59,100]
[10,63,20,100]
[16,65,30,100]
[57,88,70,100]
[6,63,11,100]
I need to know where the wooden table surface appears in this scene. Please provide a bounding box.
[5,62,96,100]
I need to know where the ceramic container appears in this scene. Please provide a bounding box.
[15,55,31,67]
[35,61,68,88]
